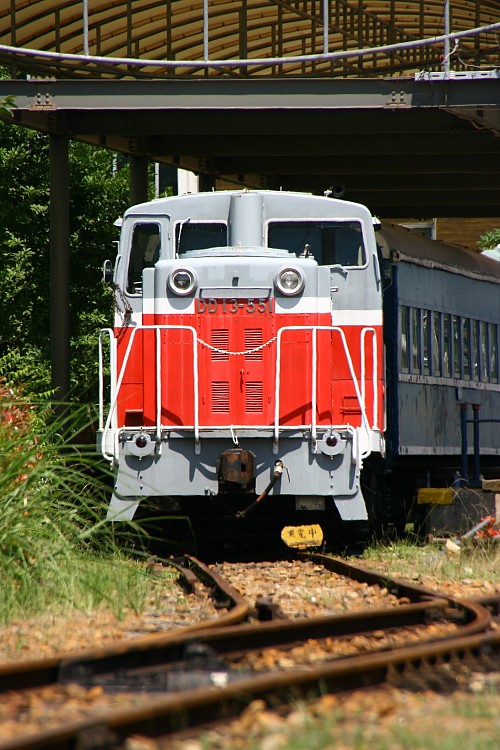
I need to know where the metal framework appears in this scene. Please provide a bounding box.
[1,1,499,78]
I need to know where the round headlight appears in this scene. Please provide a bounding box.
[274,267,305,296]
[168,268,197,296]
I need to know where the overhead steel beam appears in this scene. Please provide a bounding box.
[137,132,499,157]
[211,156,500,178]
[1,75,499,218]
[1,76,500,111]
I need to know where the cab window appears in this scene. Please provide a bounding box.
[175,221,227,254]
[127,223,161,294]
[267,220,365,266]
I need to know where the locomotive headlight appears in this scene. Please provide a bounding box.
[274,267,305,296]
[168,267,197,296]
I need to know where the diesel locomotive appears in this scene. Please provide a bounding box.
[98,189,500,548]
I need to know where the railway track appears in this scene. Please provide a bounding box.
[0,553,498,750]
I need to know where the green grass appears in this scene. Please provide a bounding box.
[0,387,176,625]
[360,536,500,584]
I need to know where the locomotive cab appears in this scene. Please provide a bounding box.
[98,190,385,550]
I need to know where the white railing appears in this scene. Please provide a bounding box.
[98,323,379,460]
[273,326,377,457]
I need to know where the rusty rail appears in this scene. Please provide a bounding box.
[0,626,498,750]
[0,557,496,750]
[0,555,251,694]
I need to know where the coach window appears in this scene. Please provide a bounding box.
[452,316,461,378]
[432,311,441,375]
[175,222,227,255]
[489,323,498,382]
[400,305,409,372]
[410,308,421,373]
[462,319,471,380]
[471,320,480,381]
[267,220,366,266]
[480,321,488,382]
[442,313,451,378]
[127,223,161,294]
[423,310,430,375]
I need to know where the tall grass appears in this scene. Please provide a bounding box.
[0,386,172,624]
[361,536,500,583]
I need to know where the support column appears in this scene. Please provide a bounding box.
[129,155,149,205]
[49,133,70,406]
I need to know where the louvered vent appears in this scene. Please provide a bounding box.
[212,381,230,412]
[245,328,263,360]
[211,329,229,361]
[246,381,263,413]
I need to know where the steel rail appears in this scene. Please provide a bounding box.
[169,554,252,622]
[0,557,490,695]
[0,558,495,749]
[56,596,451,685]
[0,594,450,694]
[301,552,494,617]
[52,553,492,688]
[0,627,498,750]
[302,552,498,639]
[0,555,252,693]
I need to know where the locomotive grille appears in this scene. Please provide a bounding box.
[245,328,263,360]
[211,329,229,360]
[212,382,230,412]
[246,381,263,413]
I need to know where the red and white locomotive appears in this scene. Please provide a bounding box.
[99,190,385,548]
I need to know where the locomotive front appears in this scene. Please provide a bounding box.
[98,190,384,547]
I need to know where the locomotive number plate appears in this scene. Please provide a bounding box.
[196,298,272,314]
[295,497,326,511]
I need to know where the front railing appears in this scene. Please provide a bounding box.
[99,324,379,461]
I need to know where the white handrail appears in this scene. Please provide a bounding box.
[156,327,162,442]
[100,323,380,458]
[274,325,376,452]
[98,328,115,432]
[100,324,198,460]
[360,327,378,429]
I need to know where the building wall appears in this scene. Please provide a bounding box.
[435,218,500,251]
[392,218,500,252]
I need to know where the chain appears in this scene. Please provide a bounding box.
[198,335,278,357]
[107,296,278,355]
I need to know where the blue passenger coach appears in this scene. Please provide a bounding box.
[377,223,500,527]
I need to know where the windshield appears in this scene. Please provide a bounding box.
[268,220,365,266]
[175,222,227,254]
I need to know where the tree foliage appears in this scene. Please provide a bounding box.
[0,126,130,401]
[478,228,500,251]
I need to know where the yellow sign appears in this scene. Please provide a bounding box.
[281,524,324,548]
[417,488,454,505]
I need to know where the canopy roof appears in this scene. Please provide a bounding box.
[1,1,499,78]
[1,3,499,218]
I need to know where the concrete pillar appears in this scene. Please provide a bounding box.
[178,168,200,195]
[49,133,70,407]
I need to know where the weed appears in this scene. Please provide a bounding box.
[0,383,175,624]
